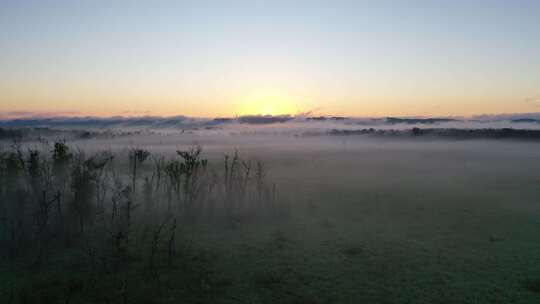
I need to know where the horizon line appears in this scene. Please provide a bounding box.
[2,112,540,121]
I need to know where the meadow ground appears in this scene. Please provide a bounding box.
[2,135,540,303]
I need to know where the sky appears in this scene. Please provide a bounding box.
[1,0,540,118]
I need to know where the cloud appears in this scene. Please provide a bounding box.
[238,115,294,124]
[0,111,34,119]
[295,107,324,118]
[525,97,540,108]
[0,110,156,120]
[0,111,79,119]
[120,110,151,116]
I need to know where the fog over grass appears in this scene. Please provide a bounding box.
[1,124,540,303]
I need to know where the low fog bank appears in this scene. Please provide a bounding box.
[3,123,540,149]
[3,113,540,151]
[3,126,540,303]
[4,130,540,217]
[4,128,540,157]
[2,114,540,133]
[61,132,540,207]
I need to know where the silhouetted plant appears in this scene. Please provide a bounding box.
[128,148,150,196]
[163,145,209,215]
[167,218,177,267]
[90,151,114,214]
[176,145,208,213]
[143,176,154,212]
[0,140,282,282]
[0,148,27,257]
[165,159,183,212]
[221,152,275,215]
[70,151,111,234]
[52,142,72,180]
[26,149,45,196]
[51,142,72,228]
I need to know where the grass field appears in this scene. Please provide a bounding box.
[1,135,540,303]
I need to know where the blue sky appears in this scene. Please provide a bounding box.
[1,0,539,117]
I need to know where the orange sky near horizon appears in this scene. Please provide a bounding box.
[1,83,538,118]
[1,1,539,119]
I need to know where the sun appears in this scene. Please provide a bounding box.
[237,92,297,116]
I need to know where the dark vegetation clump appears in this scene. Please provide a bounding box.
[238,114,294,124]
[340,245,363,257]
[523,277,540,293]
[0,128,24,140]
[0,141,280,303]
[326,127,540,141]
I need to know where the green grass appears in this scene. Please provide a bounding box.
[2,139,540,303]
[2,186,540,303]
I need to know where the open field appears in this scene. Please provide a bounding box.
[1,132,540,303]
[3,1,540,303]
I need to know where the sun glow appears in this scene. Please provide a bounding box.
[237,92,297,116]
